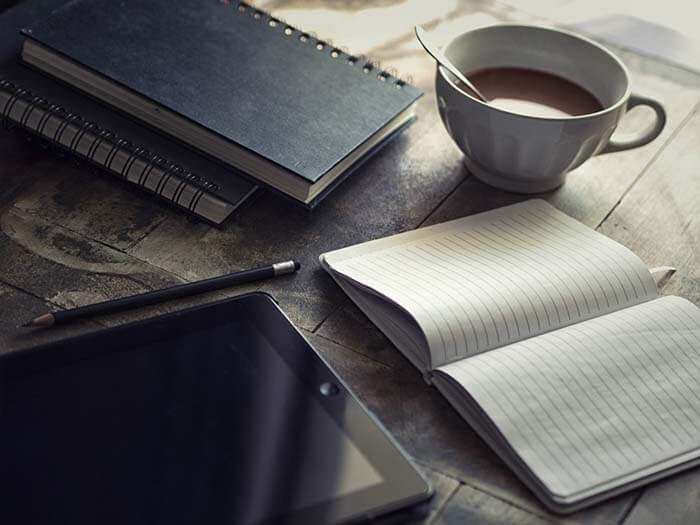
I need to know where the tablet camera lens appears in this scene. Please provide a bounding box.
[319,382,340,397]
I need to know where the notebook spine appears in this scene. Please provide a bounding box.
[232,1,414,89]
[0,78,234,224]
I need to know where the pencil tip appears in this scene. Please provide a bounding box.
[21,313,55,328]
[294,261,301,271]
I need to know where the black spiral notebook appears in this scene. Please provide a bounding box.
[21,0,423,206]
[1,0,257,225]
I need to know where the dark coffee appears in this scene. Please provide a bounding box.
[458,67,604,118]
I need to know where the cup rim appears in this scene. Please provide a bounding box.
[438,24,632,121]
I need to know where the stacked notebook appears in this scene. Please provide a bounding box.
[18,0,422,212]
[321,200,700,513]
[1,0,257,224]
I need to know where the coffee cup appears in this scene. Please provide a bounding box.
[435,24,666,193]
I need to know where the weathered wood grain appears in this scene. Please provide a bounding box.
[10,157,171,251]
[0,205,275,331]
[434,483,553,525]
[0,206,180,311]
[316,297,406,368]
[623,470,700,525]
[257,0,469,56]
[415,465,461,524]
[597,105,700,304]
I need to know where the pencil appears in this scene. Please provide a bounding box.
[22,260,300,328]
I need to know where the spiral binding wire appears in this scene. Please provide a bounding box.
[230,1,413,89]
[1,78,231,222]
[0,79,220,198]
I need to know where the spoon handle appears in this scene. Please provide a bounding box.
[414,26,489,103]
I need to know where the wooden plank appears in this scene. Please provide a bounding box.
[9,155,171,251]
[434,483,551,525]
[0,205,180,313]
[256,0,469,56]
[595,107,700,525]
[597,105,700,304]
[623,470,700,525]
[0,127,173,251]
[0,203,271,329]
[316,298,407,368]
[415,465,461,524]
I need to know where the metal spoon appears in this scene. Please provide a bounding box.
[414,26,489,103]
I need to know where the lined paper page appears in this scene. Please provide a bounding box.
[438,296,700,499]
[322,200,657,367]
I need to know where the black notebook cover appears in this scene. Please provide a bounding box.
[23,0,423,185]
[1,0,257,223]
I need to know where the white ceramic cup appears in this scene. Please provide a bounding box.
[435,24,666,193]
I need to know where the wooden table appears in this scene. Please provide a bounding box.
[1,1,699,523]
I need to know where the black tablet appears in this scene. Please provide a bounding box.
[0,293,431,524]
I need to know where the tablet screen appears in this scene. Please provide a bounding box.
[0,313,392,524]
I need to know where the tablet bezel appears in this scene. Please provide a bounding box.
[0,292,432,524]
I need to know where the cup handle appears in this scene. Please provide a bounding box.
[601,94,667,154]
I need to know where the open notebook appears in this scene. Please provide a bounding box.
[320,199,700,513]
